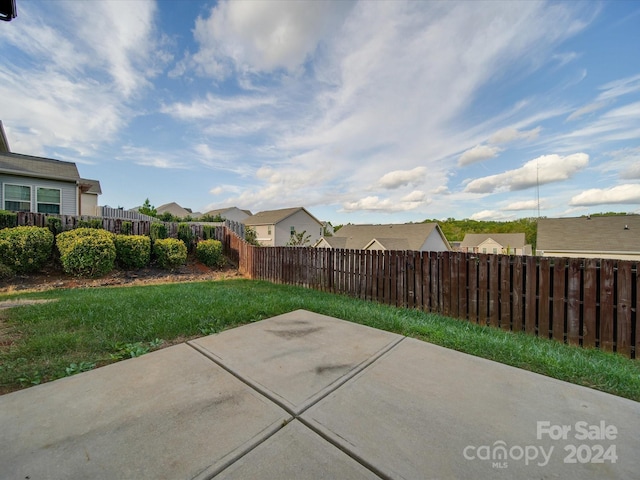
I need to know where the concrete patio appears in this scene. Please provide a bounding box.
[1,310,638,479]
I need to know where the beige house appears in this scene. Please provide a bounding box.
[0,121,101,216]
[537,215,640,260]
[315,223,451,252]
[156,202,202,219]
[243,207,324,247]
[204,207,252,223]
[459,233,532,255]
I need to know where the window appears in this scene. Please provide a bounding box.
[482,248,487,254]
[290,226,295,235]
[492,248,498,254]
[37,187,61,214]
[4,184,31,211]
[267,226,272,235]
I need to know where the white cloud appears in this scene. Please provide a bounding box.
[597,73,640,101]
[566,101,609,121]
[470,210,514,221]
[489,126,541,144]
[504,199,540,211]
[621,164,640,180]
[401,190,427,202]
[162,94,277,120]
[569,184,640,206]
[464,153,589,194]
[458,145,502,166]
[378,167,427,189]
[191,0,351,77]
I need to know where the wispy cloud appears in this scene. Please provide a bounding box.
[569,184,640,206]
[464,153,589,194]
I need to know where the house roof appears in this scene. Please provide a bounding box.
[79,178,102,195]
[460,233,527,249]
[243,207,322,226]
[331,223,445,250]
[157,202,195,218]
[0,121,9,153]
[537,216,640,253]
[0,151,81,182]
[205,207,252,217]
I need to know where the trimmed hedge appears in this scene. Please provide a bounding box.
[196,239,225,268]
[0,210,17,229]
[56,228,116,277]
[114,234,151,269]
[150,223,168,243]
[153,238,187,270]
[0,226,54,273]
[177,223,194,252]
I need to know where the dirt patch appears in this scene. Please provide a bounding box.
[0,259,244,294]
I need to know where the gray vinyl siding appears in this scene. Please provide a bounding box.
[0,174,77,215]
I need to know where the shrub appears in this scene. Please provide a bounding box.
[202,225,217,240]
[114,235,151,269]
[177,223,194,252]
[153,238,187,270]
[120,221,133,235]
[0,210,17,229]
[149,222,167,243]
[0,226,54,273]
[46,216,63,235]
[77,219,103,229]
[196,239,225,268]
[0,261,13,280]
[56,228,116,277]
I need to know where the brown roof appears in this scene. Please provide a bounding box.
[537,216,640,253]
[79,178,102,195]
[0,151,80,182]
[332,223,446,250]
[460,233,527,248]
[243,207,321,226]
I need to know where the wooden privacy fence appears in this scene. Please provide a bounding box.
[220,227,638,359]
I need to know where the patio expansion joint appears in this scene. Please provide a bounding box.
[186,333,406,480]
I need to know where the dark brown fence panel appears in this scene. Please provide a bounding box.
[489,255,499,328]
[512,256,523,332]
[500,255,511,330]
[442,252,451,316]
[552,258,567,343]
[478,254,488,326]
[538,258,551,339]
[468,255,478,324]
[567,258,582,346]
[582,259,598,348]
[616,261,633,356]
[458,253,468,320]
[524,256,537,334]
[600,259,615,351]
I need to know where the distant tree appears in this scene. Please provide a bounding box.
[333,224,343,233]
[157,212,175,222]
[139,198,157,217]
[244,226,260,246]
[200,214,225,222]
[287,229,311,247]
[322,222,334,237]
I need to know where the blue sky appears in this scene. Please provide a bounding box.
[1,0,639,224]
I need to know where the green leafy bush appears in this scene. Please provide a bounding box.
[120,221,133,235]
[0,226,54,273]
[56,228,116,277]
[77,219,103,229]
[153,238,187,270]
[202,225,217,240]
[46,216,63,235]
[196,239,225,268]
[0,210,17,229]
[0,260,14,280]
[177,222,194,252]
[114,234,151,269]
[149,222,167,243]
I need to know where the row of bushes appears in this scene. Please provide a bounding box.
[0,226,226,278]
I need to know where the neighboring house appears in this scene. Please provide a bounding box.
[537,215,640,260]
[314,223,451,252]
[156,202,202,219]
[459,233,532,255]
[205,207,252,223]
[243,207,324,247]
[0,121,101,216]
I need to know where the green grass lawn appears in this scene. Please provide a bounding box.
[1,278,639,401]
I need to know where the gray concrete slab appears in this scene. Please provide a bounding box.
[210,419,382,479]
[191,310,403,414]
[0,343,290,480]
[302,337,640,479]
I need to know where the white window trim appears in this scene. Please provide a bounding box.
[3,183,32,212]
[36,186,62,214]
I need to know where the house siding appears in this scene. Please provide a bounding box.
[274,209,323,247]
[420,231,449,252]
[0,174,77,215]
